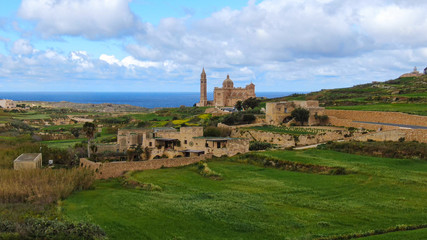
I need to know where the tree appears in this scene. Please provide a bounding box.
[291,108,310,125]
[204,126,221,137]
[234,100,243,111]
[242,114,256,124]
[83,122,96,158]
[242,97,260,110]
[143,147,151,160]
[71,128,80,138]
[89,144,98,161]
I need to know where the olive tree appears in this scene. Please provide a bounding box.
[291,108,310,125]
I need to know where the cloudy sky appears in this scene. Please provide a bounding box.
[0,0,426,92]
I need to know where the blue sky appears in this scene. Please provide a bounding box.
[0,0,427,92]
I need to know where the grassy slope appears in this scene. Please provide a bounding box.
[326,103,427,115]
[270,75,427,115]
[41,138,85,149]
[62,149,427,239]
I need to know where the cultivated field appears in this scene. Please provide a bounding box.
[62,149,427,239]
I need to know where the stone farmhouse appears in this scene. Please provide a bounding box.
[266,100,326,126]
[97,126,249,159]
[0,99,16,109]
[14,153,42,170]
[196,68,256,107]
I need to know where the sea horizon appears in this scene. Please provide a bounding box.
[0,91,303,108]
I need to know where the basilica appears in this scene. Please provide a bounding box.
[196,68,256,107]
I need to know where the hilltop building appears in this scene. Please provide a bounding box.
[97,126,249,159]
[400,66,424,78]
[196,68,256,107]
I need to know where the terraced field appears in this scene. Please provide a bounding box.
[62,149,427,239]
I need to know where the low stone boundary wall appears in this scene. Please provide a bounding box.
[355,129,427,143]
[96,143,119,153]
[326,109,427,128]
[217,122,265,130]
[328,116,399,131]
[80,154,212,179]
[231,129,354,148]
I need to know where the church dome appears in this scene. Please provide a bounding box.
[222,74,234,88]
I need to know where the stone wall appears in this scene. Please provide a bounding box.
[326,110,427,128]
[404,129,427,143]
[231,129,353,147]
[96,143,119,153]
[80,154,212,179]
[355,129,427,143]
[328,116,399,131]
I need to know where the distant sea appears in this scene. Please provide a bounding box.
[0,92,301,108]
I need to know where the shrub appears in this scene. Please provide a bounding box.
[120,174,162,191]
[10,120,34,132]
[242,114,256,124]
[222,114,239,125]
[322,141,427,160]
[249,141,274,151]
[315,223,427,240]
[0,218,106,240]
[314,113,329,124]
[242,97,260,110]
[203,126,231,137]
[221,112,256,125]
[98,116,130,124]
[0,168,95,205]
[234,153,348,175]
[291,108,310,125]
[203,126,221,137]
[197,162,222,179]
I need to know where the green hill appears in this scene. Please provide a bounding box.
[270,75,427,115]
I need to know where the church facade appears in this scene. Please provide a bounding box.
[196,68,256,107]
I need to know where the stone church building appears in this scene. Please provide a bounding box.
[196,68,256,107]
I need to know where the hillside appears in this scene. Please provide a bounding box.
[270,75,427,115]
[17,101,152,113]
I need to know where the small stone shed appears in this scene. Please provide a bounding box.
[13,153,42,170]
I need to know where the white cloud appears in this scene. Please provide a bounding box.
[18,0,139,39]
[359,4,427,47]
[3,0,427,91]
[99,54,160,69]
[123,0,427,89]
[71,51,94,70]
[11,39,34,55]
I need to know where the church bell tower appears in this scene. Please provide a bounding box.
[199,68,207,106]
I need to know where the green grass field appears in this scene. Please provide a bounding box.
[41,124,83,131]
[326,103,427,116]
[62,149,427,239]
[41,138,85,149]
[130,113,173,121]
[11,111,51,120]
[245,125,327,135]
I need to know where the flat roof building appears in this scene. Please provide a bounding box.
[0,99,16,109]
[14,153,42,170]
